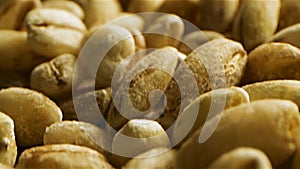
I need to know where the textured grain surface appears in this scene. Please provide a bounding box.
[162,38,247,129]
[30,53,76,100]
[25,8,87,57]
[59,88,112,123]
[44,121,111,155]
[0,87,62,147]
[16,144,113,169]
[106,47,180,130]
[177,100,300,168]
[0,112,17,167]
[242,43,300,84]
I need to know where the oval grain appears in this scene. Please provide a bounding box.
[172,87,250,148]
[0,87,62,147]
[44,121,111,155]
[91,25,135,88]
[30,53,76,100]
[242,43,300,84]
[176,99,300,168]
[25,8,87,58]
[242,80,300,109]
[106,47,180,130]
[163,38,247,129]
[110,119,170,168]
[233,0,280,51]
[16,144,113,169]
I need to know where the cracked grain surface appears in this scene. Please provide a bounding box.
[25,8,87,57]
[30,53,76,100]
